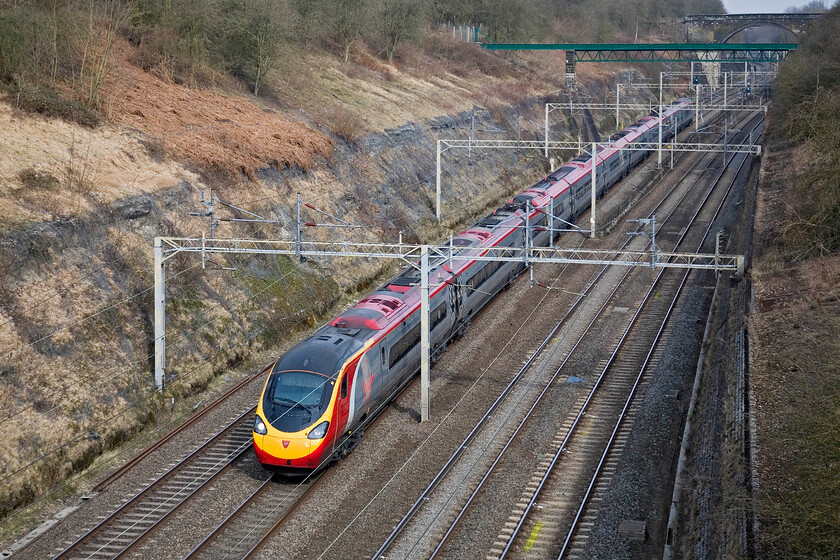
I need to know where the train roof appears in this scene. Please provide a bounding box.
[317,95,693,340]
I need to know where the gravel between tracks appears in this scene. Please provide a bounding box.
[9,117,753,560]
[10,372,267,560]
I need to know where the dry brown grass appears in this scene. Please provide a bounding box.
[0,98,201,226]
[101,42,333,179]
[317,105,365,145]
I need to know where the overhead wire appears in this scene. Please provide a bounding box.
[316,153,641,558]
[0,231,169,331]
[0,254,317,426]
[0,258,329,486]
[0,261,206,426]
[4,260,203,361]
[193,110,544,218]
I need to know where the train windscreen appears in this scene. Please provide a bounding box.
[264,345,340,430]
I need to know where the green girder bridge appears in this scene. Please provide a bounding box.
[479,42,796,63]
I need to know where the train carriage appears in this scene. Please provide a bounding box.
[253,97,694,470]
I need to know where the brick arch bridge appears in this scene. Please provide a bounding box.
[684,13,823,43]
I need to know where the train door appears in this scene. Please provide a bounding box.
[349,351,377,428]
[335,355,359,436]
[429,295,451,361]
[450,270,466,329]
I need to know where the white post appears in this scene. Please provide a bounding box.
[436,140,442,222]
[525,200,531,268]
[658,72,663,168]
[590,142,597,239]
[544,104,550,158]
[420,245,430,422]
[724,72,728,109]
[296,193,302,260]
[154,237,165,391]
[616,83,620,128]
[695,84,700,132]
[525,200,533,284]
[744,62,748,87]
[690,61,694,88]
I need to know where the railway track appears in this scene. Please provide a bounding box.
[498,114,765,559]
[92,367,270,494]
[52,407,257,560]
[372,109,763,559]
[183,472,321,560]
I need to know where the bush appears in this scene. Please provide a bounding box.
[12,83,101,128]
[319,105,364,144]
[18,169,60,191]
[0,8,46,83]
[771,5,840,261]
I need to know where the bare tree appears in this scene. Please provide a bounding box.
[375,0,422,62]
[247,0,286,96]
[75,0,136,108]
[44,0,72,82]
[323,0,367,63]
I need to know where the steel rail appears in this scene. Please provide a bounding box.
[52,406,256,560]
[184,474,274,559]
[556,116,764,559]
[110,429,253,560]
[93,364,271,493]
[239,473,324,560]
[376,102,729,560]
[430,109,760,559]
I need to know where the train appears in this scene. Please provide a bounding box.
[252,98,694,470]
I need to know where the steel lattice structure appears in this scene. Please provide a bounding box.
[153,236,744,391]
[437,139,760,154]
[481,42,795,63]
[157,237,743,270]
[550,102,767,113]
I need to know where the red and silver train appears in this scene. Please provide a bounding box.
[253,98,694,470]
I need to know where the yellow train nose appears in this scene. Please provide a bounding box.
[261,433,313,459]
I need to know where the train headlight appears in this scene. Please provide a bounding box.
[254,415,267,435]
[307,421,329,440]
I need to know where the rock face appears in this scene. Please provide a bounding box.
[112,194,153,220]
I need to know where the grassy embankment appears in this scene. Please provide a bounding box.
[751,6,840,558]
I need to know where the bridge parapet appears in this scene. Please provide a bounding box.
[684,13,823,43]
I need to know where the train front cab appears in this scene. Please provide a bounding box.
[254,335,362,470]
